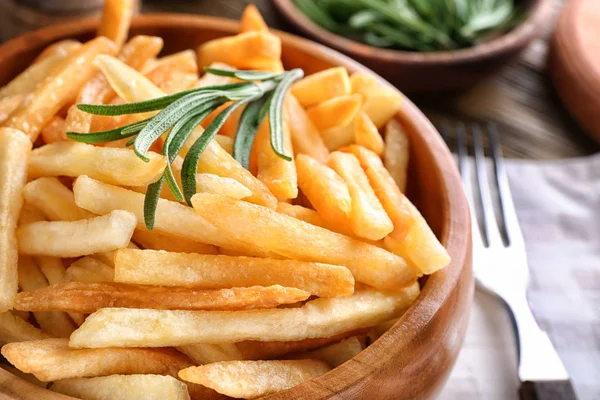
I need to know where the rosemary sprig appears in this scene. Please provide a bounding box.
[66,67,304,230]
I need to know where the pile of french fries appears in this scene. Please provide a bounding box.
[0,1,450,399]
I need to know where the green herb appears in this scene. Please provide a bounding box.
[293,0,520,52]
[66,67,303,230]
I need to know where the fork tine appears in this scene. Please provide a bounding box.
[489,123,525,247]
[472,124,504,247]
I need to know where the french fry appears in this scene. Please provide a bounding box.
[73,176,269,256]
[343,145,450,274]
[40,115,67,144]
[195,173,252,199]
[17,210,137,257]
[284,94,329,163]
[291,67,351,107]
[306,94,362,131]
[1,338,192,382]
[384,118,409,193]
[1,37,117,141]
[28,142,167,187]
[328,151,393,240]
[145,50,198,76]
[0,95,24,124]
[0,128,31,312]
[68,287,419,348]
[349,72,381,99]
[145,50,198,94]
[132,228,218,254]
[33,40,82,63]
[362,92,402,129]
[295,154,351,226]
[296,337,364,368]
[15,282,311,313]
[240,4,269,33]
[23,177,95,222]
[0,311,50,346]
[320,122,354,151]
[214,135,233,154]
[254,119,298,200]
[114,249,354,298]
[51,374,191,400]
[197,31,282,71]
[276,202,355,237]
[179,360,330,399]
[97,0,136,49]
[354,111,384,156]
[66,257,114,283]
[192,193,415,289]
[18,256,76,338]
[177,343,243,365]
[195,62,235,88]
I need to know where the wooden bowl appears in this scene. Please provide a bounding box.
[0,14,472,400]
[273,0,553,93]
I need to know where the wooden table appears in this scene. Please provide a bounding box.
[142,0,599,159]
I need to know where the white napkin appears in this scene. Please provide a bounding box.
[440,154,600,400]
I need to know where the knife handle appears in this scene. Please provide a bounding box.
[519,380,578,400]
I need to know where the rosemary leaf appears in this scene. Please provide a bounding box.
[204,67,283,82]
[65,118,151,144]
[267,69,303,160]
[144,177,164,230]
[233,95,271,170]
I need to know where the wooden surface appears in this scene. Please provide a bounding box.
[141,0,599,159]
[0,14,472,400]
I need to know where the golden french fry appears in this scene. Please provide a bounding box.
[240,4,269,33]
[0,311,50,346]
[145,50,198,94]
[18,256,76,338]
[295,154,351,226]
[214,135,233,154]
[51,374,191,400]
[23,177,95,222]
[28,142,166,187]
[68,287,420,348]
[17,202,46,226]
[297,336,364,368]
[343,145,450,274]
[328,151,393,240]
[179,360,330,399]
[132,228,218,254]
[192,193,415,289]
[354,111,384,156]
[306,94,362,131]
[97,0,136,49]
[291,67,351,107]
[114,248,354,298]
[177,343,243,365]
[33,40,82,63]
[197,31,282,71]
[1,37,117,141]
[384,118,409,193]
[0,128,31,312]
[362,92,402,129]
[73,176,268,256]
[40,115,67,144]
[276,202,355,237]
[1,338,192,382]
[17,210,137,257]
[15,282,310,313]
[66,257,114,283]
[349,72,381,99]
[255,119,298,200]
[320,122,354,151]
[284,94,329,163]
[195,173,252,199]
[0,95,24,124]
[145,50,197,75]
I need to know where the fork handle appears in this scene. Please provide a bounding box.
[519,380,578,400]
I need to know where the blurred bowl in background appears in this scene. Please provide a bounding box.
[273,0,553,93]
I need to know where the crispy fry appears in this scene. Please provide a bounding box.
[306,94,362,131]
[34,40,82,64]
[68,287,419,348]
[17,210,137,257]
[1,37,117,141]
[276,202,355,237]
[179,360,330,399]
[97,0,136,49]
[296,336,364,367]
[197,31,282,71]
[15,282,310,313]
[192,193,415,289]
[40,115,67,144]
[354,111,384,156]
[0,128,31,312]
[66,257,114,283]
[349,73,381,99]
[18,256,76,338]
[132,228,218,254]
[195,173,252,199]
[343,145,450,274]
[145,50,198,94]
[51,374,191,400]
[240,4,269,33]
[0,311,50,346]
[255,119,298,200]
[384,118,409,193]
[145,50,198,75]
[28,142,167,187]
[214,135,233,154]
[362,92,402,129]
[320,122,354,151]
[23,177,95,222]
[1,338,192,382]
[114,249,354,298]
[0,95,24,124]
[177,344,243,365]
[284,95,329,163]
[291,67,351,107]
[328,151,393,240]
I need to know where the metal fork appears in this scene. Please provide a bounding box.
[442,122,578,400]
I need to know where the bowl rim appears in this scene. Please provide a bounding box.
[273,0,554,65]
[0,13,472,399]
